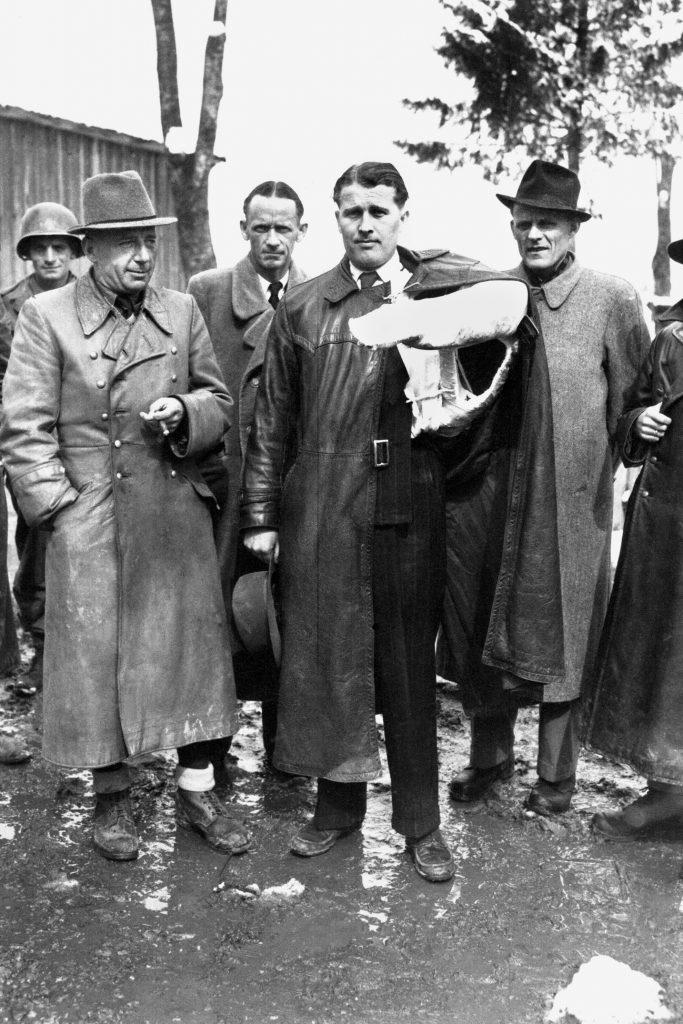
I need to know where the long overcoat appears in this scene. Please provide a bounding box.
[0,271,238,768]
[187,256,306,623]
[498,258,649,704]
[241,247,566,781]
[586,304,683,784]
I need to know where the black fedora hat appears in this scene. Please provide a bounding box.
[668,239,683,264]
[496,159,591,222]
[231,557,281,667]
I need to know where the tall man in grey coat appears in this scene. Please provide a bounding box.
[447,159,651,815]
[187,181,307,766]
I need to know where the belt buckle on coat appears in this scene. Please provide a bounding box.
[373,439,390,468]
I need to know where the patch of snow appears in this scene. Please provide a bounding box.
[43,873,78,891]
[143,887,169,913]
[260,878,305,903]
[546,955,673,1024]
[0,823,15,841]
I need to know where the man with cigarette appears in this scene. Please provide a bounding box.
[0,170,250,863]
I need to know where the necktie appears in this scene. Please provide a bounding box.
[268,281,282,309]
[359,270,381,290]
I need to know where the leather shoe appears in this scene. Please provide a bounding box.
[0,735,31,764]
[449,757,514,802]
[525,774,575,816]
[93,790,139,861]
[290,821,359,857]
[592,789,683,841]
[406,829,455,883]
[175,788,251,854]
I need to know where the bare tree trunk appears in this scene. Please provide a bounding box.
[150,0,229,282]
[652,150,675,298]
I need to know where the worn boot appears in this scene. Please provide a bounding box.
[92,790,139,861]
[0,734,31,764]
[525,774,576,816]
[593,788,683,841]
[175,787,251,854]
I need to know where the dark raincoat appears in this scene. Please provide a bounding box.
[586,302,683,784]
[241,247,565,781]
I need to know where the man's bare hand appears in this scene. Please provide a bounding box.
[243,528,279,563]
[140,397,184,436]
[635,403,671,443]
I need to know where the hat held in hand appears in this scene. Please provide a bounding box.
[232,558,281,667]
[70,170,177,233]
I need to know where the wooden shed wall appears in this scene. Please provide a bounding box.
[0,106,182,292]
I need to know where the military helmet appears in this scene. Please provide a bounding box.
[16,202,83,260]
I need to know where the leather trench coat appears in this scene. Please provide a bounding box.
[0,271,238,767]
[241,247,565,781]
[586,303,683,784]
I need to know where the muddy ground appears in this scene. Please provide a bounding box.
[1,667,682,1024]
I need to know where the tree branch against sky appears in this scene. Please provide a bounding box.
[396,0,683,293]
[150,0,228,281]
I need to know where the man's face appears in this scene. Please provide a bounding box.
[241,195,306,282]
[335,183,408,271]
[84,229,158,295]
[510,205,578,273]
[28,237,75,290]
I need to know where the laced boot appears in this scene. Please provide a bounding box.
[92,790,139,861]
[175,787,251,854]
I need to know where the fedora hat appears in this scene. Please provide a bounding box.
[668,238,683,264]
[496,159,591,222]
[231,558,281,667]
[70,170,177,234]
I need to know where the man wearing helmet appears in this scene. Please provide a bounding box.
[1,202,83,691]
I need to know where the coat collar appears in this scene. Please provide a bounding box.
[515,254,582,310]
[75,269,172,337]
[231,254,307,322]
[322,246,451,303]
[658,297,683,323]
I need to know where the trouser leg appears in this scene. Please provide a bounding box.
[92,762,132,795]
[313,778,367,830]
[12,522,47,642]
[261,698,278,764]
[537,699,582,782]
[469,704,517,770]
[373,449,445,839]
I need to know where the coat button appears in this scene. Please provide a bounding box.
[101,412,109,421]
[89,351,98,360]
[114,440,121,449]
[651,455,658,463]
[170,346,177,355]
[171,374,178,382]
[170,470,177,478]
[116,472,122,480]
[96,379,105,389]
[641,490,649,497]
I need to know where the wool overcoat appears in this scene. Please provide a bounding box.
[0,271,238,767]
[458,257,648,706]
[241,248,566,781]
[187,256,306,623]
[586,304,683,784]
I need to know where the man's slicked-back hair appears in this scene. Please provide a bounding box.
[332,162,409,208]
[242,181,304,220]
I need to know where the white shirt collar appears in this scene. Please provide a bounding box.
[349,251,409,292]
[257,271,289,301]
